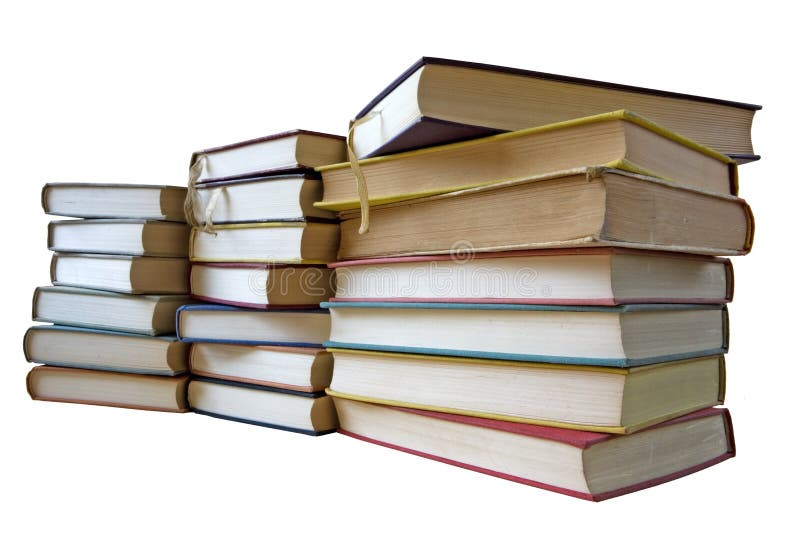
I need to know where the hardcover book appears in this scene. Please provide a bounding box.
[351,57,760,162]
[27,366,190,413]
[189,173,336,225]
[190,222,339,263]
[190,129,346,183]
[323,302,728,367]
[189,377,338,435]
[327,350,725,434]
[336,167,754,260]
[51,253,190,295]
[330,248,733,305]
[189,343,332,392]
[24,325,188,375]
[190,263,334,308]
[42,182,187,221]
[33,286,193,336]
[335,398,735,501]
[320,110,739,211]
[176,304,330,346]
[48,219,189,257]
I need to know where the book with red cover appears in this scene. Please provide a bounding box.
[329,248,733,305]
[334,398,735,501]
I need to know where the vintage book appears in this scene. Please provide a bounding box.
[177,304,330,346]
[51,253,190,294]
[24,325,188,375]
[33,286,192,336]
[27,366,190,413]
[190,222,338,263]
[351,57,760,162]
[190,263,334,308]
[337,168,754,260]
[190,173,336,225]
[48,219,189,257]
[323,302,727,367]
[189,343,332,392]
[335,399,735,501]
[42,183,187,221]
[190,129,346,183]
[327,350,725,434]
[320,110,739,211]
[331,248,733,305]
[189,377,338,435]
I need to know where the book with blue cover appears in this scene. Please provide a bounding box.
[189,376,338,436]
[323,301,727,367]
[176,304,330,347]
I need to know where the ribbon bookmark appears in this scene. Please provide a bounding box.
[347,111,380,235]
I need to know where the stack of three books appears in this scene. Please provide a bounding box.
[311,58,757,500]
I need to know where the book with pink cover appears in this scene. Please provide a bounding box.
[329,248,733,305]
[334,398,735,501]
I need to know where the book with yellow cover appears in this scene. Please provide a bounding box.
[327,349,725,434]
[189,222,339,263]
[319,110,738,211]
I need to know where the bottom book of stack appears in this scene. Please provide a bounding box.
[333,397,735,501]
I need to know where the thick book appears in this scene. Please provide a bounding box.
[323,302,727,367]
[327,350,725,434]
[27,366,190,413]
[176,304,330,347]
[190,129,346,183]
[320,110,739,211]
[335,399,735,501]
[189,377,338,435]
[190,173,336,225]
[48,219,189,257]
[337,167,754,260]
[24,325,188,375]
[190,222,339,263]
[33,286,193,336]
[351,57,760,162]
[190,263,334,308]
[42,182,187,221]
[189,343,332,392]
[330,248,733,305]
[51,253,190,295]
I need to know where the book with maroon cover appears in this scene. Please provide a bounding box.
[330,248,733,305]
[190,129,346,184]
[351,56,760,163]
[190,263,334,308]
[334,398,735,501]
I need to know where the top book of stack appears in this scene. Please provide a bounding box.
[350,57,760,163]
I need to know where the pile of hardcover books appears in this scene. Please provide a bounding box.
[177,131,346,435]
[318,58,759,500]
[26,183,193,413]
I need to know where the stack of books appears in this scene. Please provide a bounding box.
[26,183,193,413]
[178,130,346,435]
[317,58,759,500]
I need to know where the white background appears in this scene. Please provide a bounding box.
[1,1,796,531]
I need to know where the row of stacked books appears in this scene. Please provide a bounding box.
[26,56,760,501]
[177,130,348,434]
[314,58,757,501]
[26,183,193,411]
